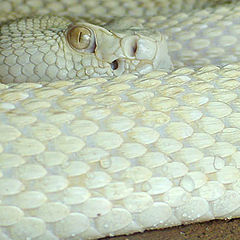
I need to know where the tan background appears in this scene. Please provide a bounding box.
[102,219,240,240]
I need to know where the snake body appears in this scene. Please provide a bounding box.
[1,1,240,239]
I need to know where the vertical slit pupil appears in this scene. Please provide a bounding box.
[78,32,82,42]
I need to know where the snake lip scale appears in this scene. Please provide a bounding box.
[1,0,240,240]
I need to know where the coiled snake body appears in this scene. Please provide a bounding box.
[1,0,240,239]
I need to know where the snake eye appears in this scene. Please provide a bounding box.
[67,26,96,53]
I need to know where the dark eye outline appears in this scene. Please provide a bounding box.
[66,25,96,53]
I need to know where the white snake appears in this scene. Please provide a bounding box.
[1,0,240,239]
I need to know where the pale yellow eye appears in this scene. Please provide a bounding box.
[67,26,92,50]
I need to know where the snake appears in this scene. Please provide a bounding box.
[1,0,240,239]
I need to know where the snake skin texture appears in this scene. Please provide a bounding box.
[1,0,240,240]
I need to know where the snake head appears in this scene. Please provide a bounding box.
[67,19,173,77]
[0,16,172,83]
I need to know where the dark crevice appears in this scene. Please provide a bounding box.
[132,40,138,56]
[111,59,119,70]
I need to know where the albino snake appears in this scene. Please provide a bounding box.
[1,0,240,239]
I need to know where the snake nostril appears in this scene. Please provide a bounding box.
[132,41,137,56]
[121,36,139,58]
[110,59,119,70]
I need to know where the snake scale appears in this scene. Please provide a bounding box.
[1,0,240,239]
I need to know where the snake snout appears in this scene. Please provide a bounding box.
[110,33,173,76]
[121,34,172,72]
